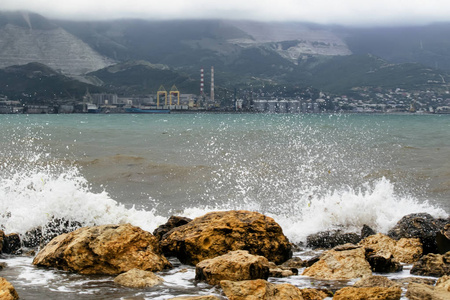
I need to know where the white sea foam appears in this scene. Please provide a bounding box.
[0,164,166,236]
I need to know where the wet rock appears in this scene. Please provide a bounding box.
[406,282,450,300]
[0,262,6,270]
[436,223,450,254]
[33,223,172,275]
[22,217,83,248]
[361,224,376,239]
[305,255,321,267]
[268,262,298,278]
[160,210,292,265]
[0,277,19,300]
[393,277,436,287]
[220,279,304,300]
[3,233,21,255]
[281,256,306,268]
[306,230,361,249]
[153,216,192,241]
[333,286,401,300]
[365,254,402,273]
[353,275,401,288]
[410,252,450,277]
[387,213,440,254]
[114,268,164,288]
[300,288,331,299]
[195,250,269,285]
[0,231,4,253]
[169,296,221,300]
[302,244,372,280]
[359,233,422,263]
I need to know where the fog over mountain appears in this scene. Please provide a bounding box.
[1,11,450,97]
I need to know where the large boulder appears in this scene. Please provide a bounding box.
[114,268,164,288]
[195,250,269,285]
[0,277,19,300]
[406,282,450,300]
[220,279,305,300]
[333,287,401,300]
[301,244,372,280]
[33,223,172,275]
[388,213,440,254]
[160,210,292,265]
[359,233,422,263]
[410,252,450,277]
[306,230,361,249]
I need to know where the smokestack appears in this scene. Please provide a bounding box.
[210,66,214,102]
[200,67,204,96]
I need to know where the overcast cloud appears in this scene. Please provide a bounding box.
[2,0,450,26]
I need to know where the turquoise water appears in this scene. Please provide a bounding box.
[0,113,449,299]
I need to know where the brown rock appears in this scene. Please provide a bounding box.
[220,279,304,300]
[160,210,292,265]
[333,286,401,300]
[302,245,372,280]
[0,277,19,300]
[387,213,439,254]
[406,282,450,300]
[436,275,450,292]
[114,268,164,288]
[410,252,450,277]
[33,223,172,275]
[393,277,436,287]
[281,257,306,268]
[353,275,400,288]
[169,297,221,300]
[268,262,298,278]
[300,288,330,299]
[359,233,422,263]
[195,250,269,285]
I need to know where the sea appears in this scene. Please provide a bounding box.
[0,112,449,299]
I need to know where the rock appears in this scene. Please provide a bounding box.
[268,262,298,278]
[436,275,450,291]
[333,286,401,300]
[359,233,422,263]
[153,216,192,241]
[393,277,436,287]
[22,217,83,248]
[406,282,450,300]
[114,268,164,288]
[220,279,304,300]
[195,250,269,285]
[33,223,172,275]
[160,210,292,265]
[281,257,306,268]
[3,233,21,255]
[353,275,401,288]
[169,297,221,300]
[361,224,376,239]
[306,230,361,249]
[365,254,402,273]
[387,213,440,254]
[300,288,331,299]
[436,224,450,254]
[0,277,19,300]
[0,262,6,270]
[410,252,450,277]
[302,244,372,280]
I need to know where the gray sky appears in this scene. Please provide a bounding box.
[2,0,450,26]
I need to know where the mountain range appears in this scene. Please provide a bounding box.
[1,11,450,101]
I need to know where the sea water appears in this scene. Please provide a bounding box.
[0,113,449,299]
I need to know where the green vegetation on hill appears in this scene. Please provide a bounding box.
[0,63,103,101]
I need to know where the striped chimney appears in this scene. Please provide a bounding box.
[200,67,204,95]
[211,66,214,101]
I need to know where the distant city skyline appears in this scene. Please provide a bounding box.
[2,0,450,27]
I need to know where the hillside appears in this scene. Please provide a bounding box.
[0,62,104,101]
[0,11,114,75]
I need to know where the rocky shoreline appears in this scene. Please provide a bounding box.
[1,211,450,299]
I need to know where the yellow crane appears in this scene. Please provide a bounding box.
[169,85,180,106]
